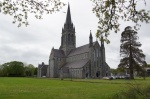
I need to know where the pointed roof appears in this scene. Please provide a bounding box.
[52,49,65,58]
[65,3,72,24]
[89,30,93,38]
[101,36,105,48]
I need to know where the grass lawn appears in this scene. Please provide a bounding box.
[0,77,149,99]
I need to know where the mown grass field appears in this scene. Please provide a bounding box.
[0,77,149,99]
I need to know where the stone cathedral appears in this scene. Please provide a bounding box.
[38,4,110,78]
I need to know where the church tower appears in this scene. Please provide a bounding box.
[60,4,76,55]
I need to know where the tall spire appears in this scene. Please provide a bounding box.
[60,3,76,55]
[65,3,72,24]
[89,30,93,47]
[89,30,93,39]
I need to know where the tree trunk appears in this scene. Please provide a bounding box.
[129,33,134,79]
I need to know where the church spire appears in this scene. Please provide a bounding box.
[63,3,74,31]
[60,3,76,55]
[65,3,72,24]
[89,30,93,47]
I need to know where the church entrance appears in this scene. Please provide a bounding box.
[86,73,88,78]
[96,71,100,78]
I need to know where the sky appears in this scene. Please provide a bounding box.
[0,0,149,68]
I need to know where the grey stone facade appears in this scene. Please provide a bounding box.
[37,62,48,77]
[38,4,110,78]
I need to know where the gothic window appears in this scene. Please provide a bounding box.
[95,49,96,60]
[99,48,101,57]
[93,51,95,61]
[71,34,74,42]
[63,35,65,43]
[96,48,98,57]
[68,34,70,41]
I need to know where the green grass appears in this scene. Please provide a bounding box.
[0,77,150,99]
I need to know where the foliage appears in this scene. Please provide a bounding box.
[1,61,25,77]
[0,0,65,27]
[112,84,150,99]
[110,68,118,75]
[118,26,145,79]
[24,64,35,77]
[110,68,124,75]
[0,64,3,76]
[91,0,150,43]
[146,64,150,67]
[34,67,37,76]
[0,61,36,77]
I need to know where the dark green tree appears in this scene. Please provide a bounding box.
[1,61,25,77]
[0,64,3,76]
[110,68,118,76]
[24,64,35,77]
[118,26,145,79]
[91,0,150,43]
[0,0,65,27]
[33,67,37,76]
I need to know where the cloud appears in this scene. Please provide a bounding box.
[0,0,149,68]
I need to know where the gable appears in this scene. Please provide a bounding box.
[93,41,100,48]
[50,49,65,58]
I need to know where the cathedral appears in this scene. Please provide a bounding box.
[38,4,110,78]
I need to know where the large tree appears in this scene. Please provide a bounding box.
[1,61,25,77]
[24,64,35,77]
[118,26,145,79]
[0,0,65,27]
[91,0,150,43]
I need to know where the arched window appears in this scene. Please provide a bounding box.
[93,50,95,61]
[71,34,74,42]
[68,34,70,41]
[63,35,65,43]
[96,48,99,57]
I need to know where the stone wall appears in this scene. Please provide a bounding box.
[66,52,89,63]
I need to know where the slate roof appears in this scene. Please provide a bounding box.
[64,59,89,68]
[38,63,48,70]
[68,43,95,57]
[53,49,65,58]
[52,42,96,58]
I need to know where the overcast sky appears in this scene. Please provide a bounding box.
[0,0,149,68]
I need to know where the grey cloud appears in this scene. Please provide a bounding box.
[0,0,149,68]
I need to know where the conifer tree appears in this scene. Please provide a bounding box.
[119,26,145,79]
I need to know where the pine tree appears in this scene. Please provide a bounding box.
[119,26,146,79]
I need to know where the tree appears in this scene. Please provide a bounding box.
[24,64,35,77]
[118,26,145,79]
[34,67,37,76]
[1,61,25,77]
[91,0,150,43]
[110,68,118,75]
[147,64,150,67]
[0,64,3,76]
[0,0,65,27]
